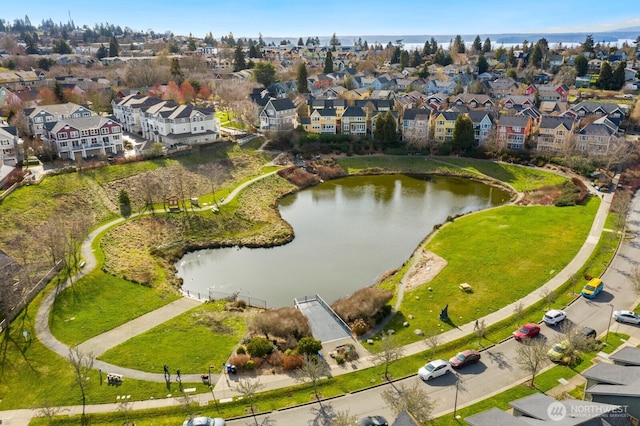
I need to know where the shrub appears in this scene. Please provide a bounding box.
[251,357,263,368]
[332,286,393,325]
[236,346,246,355]
[283,354,304,370]
[249,307,312,340]
[351,318,369,336]
[228,354,250,369]
[245,359,255,370]
[297,336,322,356]
[246,337,274,358]
[267,351,284,367]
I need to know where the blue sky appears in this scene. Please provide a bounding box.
[4,0,640,39]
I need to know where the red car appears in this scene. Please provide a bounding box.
[449,350,481,369]
[513,323,541,341]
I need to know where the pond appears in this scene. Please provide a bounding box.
[177,174,510,307]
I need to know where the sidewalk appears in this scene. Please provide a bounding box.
[1,174,615,425]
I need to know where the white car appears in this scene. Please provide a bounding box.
[418,359,453,381]
[543,309,567,326]
[183,417,226,426]
[613,310,640,325]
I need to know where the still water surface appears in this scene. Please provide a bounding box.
[177,174,509,307]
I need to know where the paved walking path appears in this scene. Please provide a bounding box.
[0,168,618,425]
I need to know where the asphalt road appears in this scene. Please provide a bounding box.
[228,192,640,425]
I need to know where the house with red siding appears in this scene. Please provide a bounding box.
[496,114,532,150]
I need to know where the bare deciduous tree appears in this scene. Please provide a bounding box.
[373,336,404,381]
[295,354,330,405]
[36,399,68,425]
[117,399,134,426]
[332,409,357,426]
[629,266,640,296]
[515,337,549,386]
[235,378,265,425]
[381,382,435,424]
[475,319,487,346]
[68,346,94,424]
[425,330,441,358]
[513,301,525,323]
[612,190,632,229]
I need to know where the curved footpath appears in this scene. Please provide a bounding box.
[0,169,615,425]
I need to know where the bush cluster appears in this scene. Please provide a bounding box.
[332,286,393,326]
[249,307,312,341]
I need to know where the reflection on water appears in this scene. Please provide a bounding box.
[177,174,509,307]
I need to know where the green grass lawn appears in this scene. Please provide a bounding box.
[50,270,179,346]
[381,197,599,346]
[99,301,247,373]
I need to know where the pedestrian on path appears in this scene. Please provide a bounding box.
[176,369,181,383]
[474,319,479,330]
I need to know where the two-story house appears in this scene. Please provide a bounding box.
[563,101,626,126]
[259,98,297,131]
[308,108,338,134]
[0,124,21,166]
[41,115,123,160]
[402,108,432,144]
[496,114,532,150]
[535,115,575,153]
[341,106,367,136]
[450,94,494,110]
[140,101,219,145]
[575,116,620,156]
[433,111,460,143]
[425,79,457,95]
[466,110,495,146]
[23,103,94,137]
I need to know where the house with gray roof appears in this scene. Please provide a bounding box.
[23,102,94,137]
[0,124,21,167]
[341,106,367,136]
[583,355,640,420]
[536,115,575,153]
[466,393,634,425]
[402,108,432,144]
[576,116,620,156]
[259,98,297,131]
[609,346,640,366]
[42,115,124,160]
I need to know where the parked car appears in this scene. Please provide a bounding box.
[581,327,597,339]
[581,278,603,299]
[418,359,453,381]
[613,310,640,325]
[183,417,226,426]
[547,340,570,362]
[356,415,389,426]
[513,323,541,341]
[449,350,481,369]
[543,309,567,326]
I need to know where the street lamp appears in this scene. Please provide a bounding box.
[606,304,614,345]
[209,366,220,413]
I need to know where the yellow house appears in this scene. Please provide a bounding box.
[433,111,460,143]
[308,108,338,134]
[343,88,370,103]
[536,116,575,153]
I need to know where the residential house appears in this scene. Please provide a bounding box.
[433,111,460,143]
[610,346,640,366]
[535,115,575,153]
[41,115,124,160]
[450,93,494,110]
[467,110,494,146]
[575,116,620,156]
[112,95,163,134]
[371,76,390,90]
[425,79,456,95]
[524,84,569,102]
[583,349,640,421]
[466,393,634,425]
[341,106,367,136]
[401,108,432,144]
[23,102,94,137]
[370,110,398,138]
[307,108,338,134]
[0,124,21,166]
[424,93,447,110]
[501,95,535,112]
[549,54,565,68]
[259,98,297,131]
[0,86,22,114]
[139,100,219,145]
[343,88,370,103]
[563,101,626,125]
[308,98,347,117]
[496,114,532,150]
[485,77,519,99]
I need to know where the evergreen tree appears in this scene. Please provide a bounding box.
[597,61,612,90]
[507,47,516,67]
[383,110,397,146]
[53,81,63,102]
[253,62,277,87]
[390,46,401,64]
[582,34,595,53]
[52,39,72,54]
[530,44,543,68]
[187,33,196,51]
[248,44,258,58]
[297,37,304,46]
[323,51,333,73]
[343,74,355,90]
[296,63,309,93]
[204,32,215,46]
[258,33,265,47]
[611,62,626,90]
[170,58,184,85]
[430,37,438,54]
[410,50,422,68]
[574,54,588,76]
[96,44,108,60]
[482,38,492,53]
[472,35,482,53]
[233,45,246,71]
[363,40,369,50]
[374,113,386,145]
[452,114,474,153]
[109,36,119,57]
[400,50,409,69]
[452,35,465,54]
[422,40,431,56]
[330,32,341,49]
[477,55,489,74]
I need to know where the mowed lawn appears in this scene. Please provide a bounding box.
[50,270,179,346]
[99,301,248,374]
[386,196,599,344]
